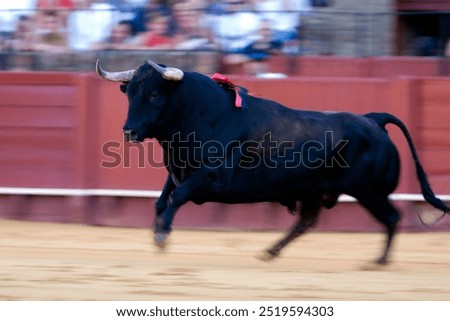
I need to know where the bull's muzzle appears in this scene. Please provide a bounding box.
[123,129,139,142]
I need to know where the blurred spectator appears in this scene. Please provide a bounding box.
[310,0,333,6]
[4,15,34,51]
[254,0,311,54]
[135,12,173,49]
[210,0,261,54]
[109,0,147,11]
[204,0,227,16]
[67,0,120,50]
[91,19,136,49]
[130,0,172,35]
[32,10,68,52]
[172,0,216,50]
[242,19,282,74]
[224,19,282,74]
[37,0,74,9]
[1,14,35,70]
[35,0,74,27]
[0,1,35,36]
[107,0,147,24]
[414,36,438,57]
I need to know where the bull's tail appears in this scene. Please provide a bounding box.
[365,112,449,216]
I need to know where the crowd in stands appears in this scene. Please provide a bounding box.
[0,0,313,74]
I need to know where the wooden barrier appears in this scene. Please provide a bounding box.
[0,73,84,188]
[265,56,450,78]
[0,68,449,231]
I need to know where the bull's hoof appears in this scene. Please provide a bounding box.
[375,257,389,266]
[360,260,391,271]
[154,233,168,250]
[256,250,278,262]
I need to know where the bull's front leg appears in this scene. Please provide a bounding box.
[153,175,176,248]
[154,175,176,218]
[153,169,220,249]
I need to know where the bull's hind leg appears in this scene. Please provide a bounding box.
[259,199,321,261]
[357,194,400,265]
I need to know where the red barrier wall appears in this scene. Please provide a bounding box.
[0,67,449,232]
[0,73,85,188]
[417,78,450,192]
[264,56,449,78]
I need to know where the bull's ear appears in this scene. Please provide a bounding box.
[120,82,128,94]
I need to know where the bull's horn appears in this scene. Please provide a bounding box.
[95,59,136,82]
[147,60,184,81]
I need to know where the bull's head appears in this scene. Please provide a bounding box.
[96,59,184,142]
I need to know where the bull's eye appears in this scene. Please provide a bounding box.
[150,91,159,100]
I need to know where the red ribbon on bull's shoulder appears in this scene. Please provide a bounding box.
[211,73,245,109]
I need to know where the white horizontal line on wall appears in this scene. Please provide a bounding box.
[338,194,450,202]
[1,187,450,202]
[0,187,161,198]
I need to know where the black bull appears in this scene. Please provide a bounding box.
[96,60,449,264]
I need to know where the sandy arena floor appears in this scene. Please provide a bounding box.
[0,219,449,300]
